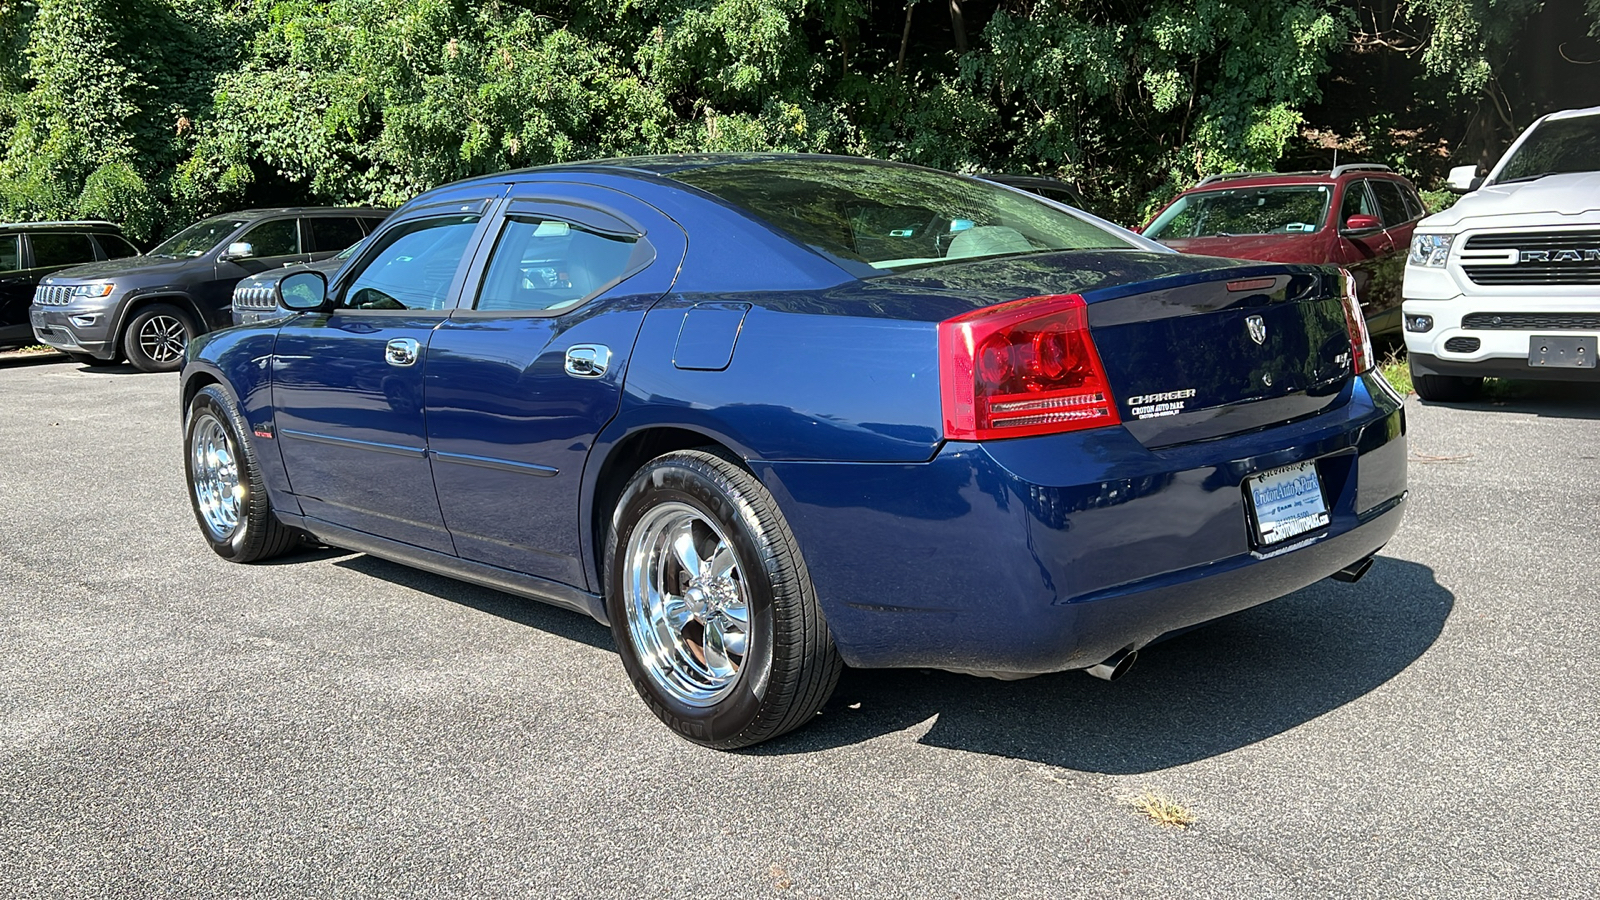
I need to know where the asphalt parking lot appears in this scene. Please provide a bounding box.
[1,349,1596,898]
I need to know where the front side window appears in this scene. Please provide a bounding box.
[0,235,19,271]
[1145,185,1331,240]
[672,160,1133,274]
[150,218,248,258]
[31,233,97,268]
[240,219,300,257]
[339,215,480,311]
[475,217,639,313]
[1369,180,1413,227]
[1495,114,1600,183]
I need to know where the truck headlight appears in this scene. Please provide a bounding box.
[1408,234,1453,268]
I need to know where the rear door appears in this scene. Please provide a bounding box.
[272,196,499,552]
[422,185,686,587]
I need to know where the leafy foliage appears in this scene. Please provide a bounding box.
[0,0,1593,238]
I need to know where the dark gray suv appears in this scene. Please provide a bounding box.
[31,207,388,372]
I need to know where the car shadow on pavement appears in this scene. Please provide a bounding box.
[759,556,1454,774]
[332,552,618,653]
[1424,380,1600,420]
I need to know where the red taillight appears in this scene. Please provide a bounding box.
[1336,268,1375,374]
[938,293,1120,441]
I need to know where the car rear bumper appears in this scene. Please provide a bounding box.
[756,372,1408,673]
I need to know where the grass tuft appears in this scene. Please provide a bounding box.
[1378,348,1412,396]
[1125,790,1196,829]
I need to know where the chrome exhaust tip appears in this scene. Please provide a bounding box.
[1086,647,1138,682]
[1331,555,1376,583]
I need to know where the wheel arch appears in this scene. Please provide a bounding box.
[582,424,753,597]
[112,292,207,350]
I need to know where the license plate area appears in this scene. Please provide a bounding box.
[1245,460,1330,548]
[1529,335,1596,369]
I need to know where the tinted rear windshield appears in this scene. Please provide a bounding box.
[1495,114,1600,183]
[1144,185,1331,240]
[670,159,1134,274]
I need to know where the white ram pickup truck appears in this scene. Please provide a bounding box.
[1402,105,1600,400]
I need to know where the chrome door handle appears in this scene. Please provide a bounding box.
[385,338,420,367]
[565,344,611,378]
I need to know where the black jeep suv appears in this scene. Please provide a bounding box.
[31,207,388,371]
[2,221,141,354]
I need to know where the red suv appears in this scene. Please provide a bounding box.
[1139,165,1427,341]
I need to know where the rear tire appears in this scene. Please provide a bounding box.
[123,303,196,373]
[1411,365,1482,402]
[606,450,842,749]
[184,384,302,562]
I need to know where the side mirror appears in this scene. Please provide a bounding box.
[1341,213,1382,234]
[1446,165,1483,194]
[222,241,255,261]
[278,270,328,312]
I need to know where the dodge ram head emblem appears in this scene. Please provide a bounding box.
[1246,315,1267,345]
[1519,249,1600,263]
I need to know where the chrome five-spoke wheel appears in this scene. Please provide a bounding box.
[624,502,752,706]
[190,412,242,542]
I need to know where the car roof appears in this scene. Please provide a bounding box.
[1182,165,1410,193]
[0,220,124,233]
[197,207,392,221]
[439,153,960,193]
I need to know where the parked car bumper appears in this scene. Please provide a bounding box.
[29,306,115,358]
[757,372,1408,674]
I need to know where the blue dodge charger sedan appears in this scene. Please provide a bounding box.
[180,155,1407,748]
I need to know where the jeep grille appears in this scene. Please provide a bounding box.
[231,284,278,310]
[33,284,73,306]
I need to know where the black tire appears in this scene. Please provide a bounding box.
[1411,365,1482,402]
[606,450,842,749]
[123,303,197,373]
[183,384,302,563]
[66,351,119,367]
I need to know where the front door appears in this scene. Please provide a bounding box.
[423,187,686,586]
[0,234,30,345]
[1333,179,1396,324]
[272,202,496,552]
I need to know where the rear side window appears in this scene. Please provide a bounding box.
[1339,181,1376,224]
[95,234,140,259]
[1369,180,1413,227]
[307,217,366,253]
[475,217,639,313]
[31,233,98,268]
[360,216,389,234]
[339,215,481,311]
[0,235,19,271]
[240,219,300,257]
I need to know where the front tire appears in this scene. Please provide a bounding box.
[184,384,301,562]
[1411,365,1482,402]
[606,450,842,749]
[123,303,196,373]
